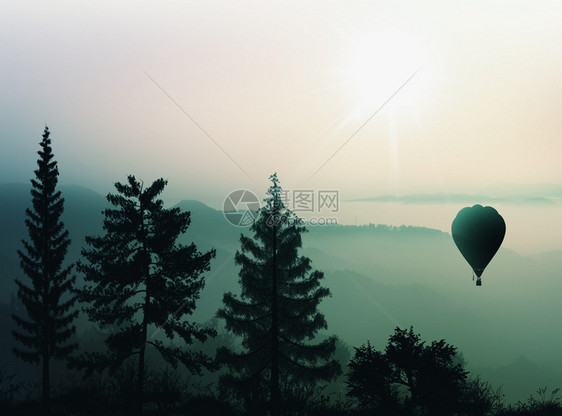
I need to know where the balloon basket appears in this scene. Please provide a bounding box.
[476,279,482,286]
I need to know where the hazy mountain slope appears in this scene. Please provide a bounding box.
[474,356,562,404]
[0,183,107,301]
[1,183,561,403]
[173,199,248,254]
[302,225,562,365]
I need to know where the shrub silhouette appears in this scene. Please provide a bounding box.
[347,326,468,415]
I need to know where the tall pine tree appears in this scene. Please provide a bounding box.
[217,173,341,416]
[12,126,78,415]
[75,176,216,413]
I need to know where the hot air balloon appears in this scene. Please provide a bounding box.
[452,205,505,286]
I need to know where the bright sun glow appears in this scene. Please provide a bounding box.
[345,28,429,109]
[337,28,432,195]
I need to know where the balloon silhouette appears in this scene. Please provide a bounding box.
[452,205,506,286]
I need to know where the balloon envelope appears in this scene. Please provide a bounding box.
[452,205,505,279]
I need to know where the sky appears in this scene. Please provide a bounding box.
[1,1,561,225]
[3,2,562,398]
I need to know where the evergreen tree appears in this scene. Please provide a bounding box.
[75,176,216,413]
[217,173,341,416]
[12,126,78,415]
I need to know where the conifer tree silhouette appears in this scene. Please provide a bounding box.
[217,173,341,416]
[74,176,216,414]
[12,126,78,415]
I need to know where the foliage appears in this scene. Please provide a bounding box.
[347,326,469,415]
[11,126,78,414]
[0,366,22,411]
[461,375,505,415]
[217,173,341,415]
[500,387,562,416]
[74,176,216,410]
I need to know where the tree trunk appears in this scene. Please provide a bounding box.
[137,270,149,415]
[42,245,50,416]
[42,201,50,416]
[137,198,149,415]
[271,219,280,416]
[137,322,147,415]
[42,350,50,415]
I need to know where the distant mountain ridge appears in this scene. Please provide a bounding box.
[1,182,562,403]
[347,192,558,204]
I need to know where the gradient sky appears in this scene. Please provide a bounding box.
[2,0,562,207]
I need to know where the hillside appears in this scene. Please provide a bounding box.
[1,183,561,403]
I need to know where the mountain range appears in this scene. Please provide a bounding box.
[1,182,561,403]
